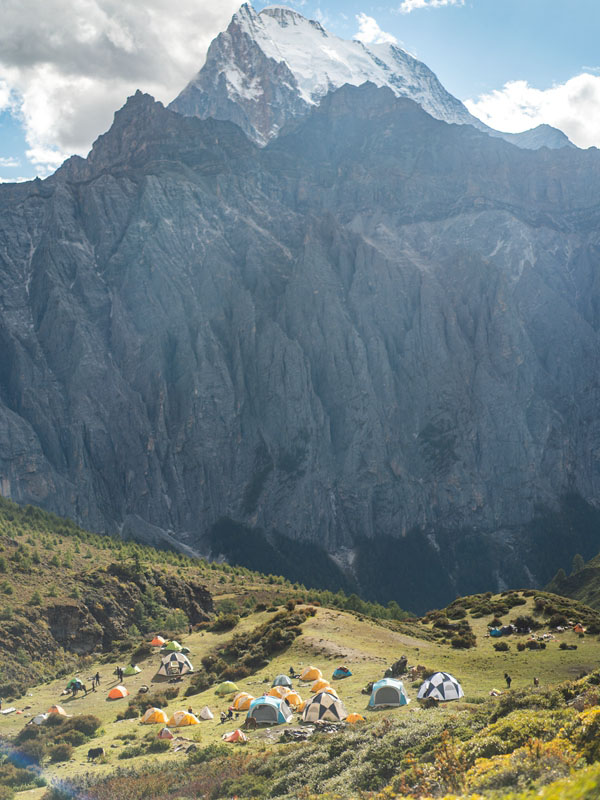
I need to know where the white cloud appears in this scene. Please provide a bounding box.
[0,0,241,176]
[465,74,600,149]
[0,156,20,167]
[398,0,464,13]
[354,13,397,45]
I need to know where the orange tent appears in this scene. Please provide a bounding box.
[268,685,291,699]
[284,690,303,709]
[232,692,254,711]
[141,707,168,724]
[574,624,585,633]
[347,713,366,724]
[47,705,69,716]
[300,666,322,682]
[222,728,248,743]
[311,678,331,693]
[108,685,129,700]
[150,635,166,647]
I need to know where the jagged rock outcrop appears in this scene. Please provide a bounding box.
[1,84,600,609]
[170,3,572,151]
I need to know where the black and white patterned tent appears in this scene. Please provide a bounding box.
[302,691,347,723]
[158,651,194,676]
[417,672,463,702]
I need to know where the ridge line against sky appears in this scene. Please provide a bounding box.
[0,0,599,182]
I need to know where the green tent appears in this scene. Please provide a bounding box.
[165,640,182,652]
[66,678,83,690]
[216,681,239,696]
[123,664,141,676]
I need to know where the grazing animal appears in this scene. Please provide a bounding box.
[243,716,258,730]
[87,747,104,762]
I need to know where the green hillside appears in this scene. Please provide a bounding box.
[2,498,600,799]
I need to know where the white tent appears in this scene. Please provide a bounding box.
[417,672,464,702]
[199,706,214,720]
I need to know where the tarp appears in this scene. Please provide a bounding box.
[222,728,248,743]
[417,672,464,702]
[199,706,214,720]
[368,678,410,708]
[300,666,322,682]
[272,674,293,688]
[216,681,239,696]
[333,666,352,679]
[302,691,347,723]
[123,665,141,676]
[167,710,200,727]
[158,652,194,677]
[246,696,292,725]
[141,707,168,724]
[108,685,129,700]
[150,636,166,646]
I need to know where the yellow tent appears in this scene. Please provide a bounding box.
[296,699,307,712]
[232,692,254,711]
[141,707,168,724]
[284,690,303,708]
[322,686,339,698]
[268,685,291,699]
[167,710,200,727]
[300,666,322,682]
[311,678,331,693]
[347,713,366,724]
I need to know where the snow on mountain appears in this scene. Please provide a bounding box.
[169,3,572,151]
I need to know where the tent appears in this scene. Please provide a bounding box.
[199,706,214,720]
[574,624,585,633]
[47,705,69,716]
[417,672,464,702]
[272,674,293,688]
[108,685,129,700]
[222,729,248,743]
[268,685,291,699]
[333,666,352,680]
[216,681,239,696]
[33,714,48,725]
[158,727,174,740]
[150,636,166,647]
[300,666,322,682]
[311,679,331,694]
[246,696,292,725]
[283,690,302,709]
[181,647,191,655]
[66,678,83,691]
[123,665,141,676]
[368,678,410,709]
[158,652,194,677]
[141,707,168,724]
[302,691,347,723]
[167,710,200,727]
[165,640,182,652]
[490,628,502,637]
[232,692,254,711]
[322,687,339,698]
[347,713,366,724]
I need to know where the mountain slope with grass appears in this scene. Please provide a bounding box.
[1,503,600,799]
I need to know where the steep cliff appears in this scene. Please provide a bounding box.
[1,84,600,608]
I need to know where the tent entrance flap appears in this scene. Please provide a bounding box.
[374,687,400,705]
[252,705,277,723]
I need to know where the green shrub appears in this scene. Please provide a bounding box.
[48,743,73,763]
[208,613,240,632]
[147,738,171,753]
[494,641,510,651]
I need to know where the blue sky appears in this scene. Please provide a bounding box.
[1,0,599,183]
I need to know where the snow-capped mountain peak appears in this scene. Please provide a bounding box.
[169,4,572,150]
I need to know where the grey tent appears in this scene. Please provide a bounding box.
[272,674,293,688]
[158,652,194,677]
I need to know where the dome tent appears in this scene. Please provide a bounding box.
[123,664,141,676]
[272,674,293,688]
[141,708,168,724]
[108,685,129,700]
[311,678,331,693]
[268,685,291,699]
[199,706,214,720]
[368,678,410,708]
[158,727,174,740]
[333,666,352,679]
[164,640,182,652]
[150,636,166,647]
[167,710,200,727]
[216,681,239,696]
[300,666,322,682]
[302,691,347,723]
[246,696,292,725]
[158,652,193,677]
[232,692,254,711]
[417,672,464,702]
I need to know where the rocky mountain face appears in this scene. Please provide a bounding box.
[170,3,572,151]
[1,84,600,612]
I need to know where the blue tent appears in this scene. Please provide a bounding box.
[246,696,292,725]
[368,678,410,709]
[332,666,352,679]
[490,628,502,637]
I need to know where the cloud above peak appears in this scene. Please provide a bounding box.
[0,0,240,175]
[354,13,397,45]
[398,0,464,14]
[465,73,600,149]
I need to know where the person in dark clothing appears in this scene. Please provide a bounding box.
[227,708,234,720]
[533,676,539,687]
[95,672,100,685]
[504,672,512,689]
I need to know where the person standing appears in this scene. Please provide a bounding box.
[504,673,512,689]
[95,672,100,686]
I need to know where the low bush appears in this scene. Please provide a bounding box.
[493,641,510,652]
[48,743,72,763]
